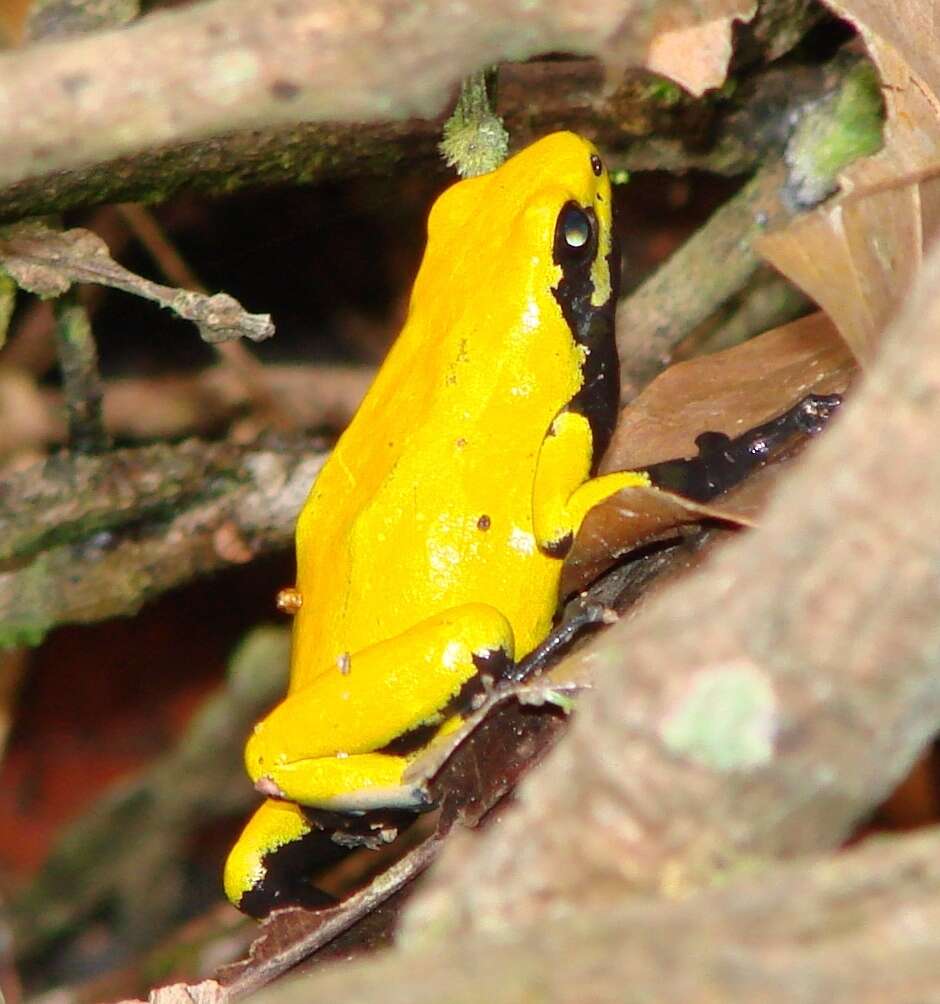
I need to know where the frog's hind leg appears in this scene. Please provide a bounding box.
[245,603,514,811]
[223,798,337,916]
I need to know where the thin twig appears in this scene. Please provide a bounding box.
[0,221,274,344]
[52,291,109,453]
[115,202,295,429]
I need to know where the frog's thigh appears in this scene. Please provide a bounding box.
[246,603,514,803]
[533,410,650,553]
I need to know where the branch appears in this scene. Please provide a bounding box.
[0,440,325,646]
[0,54,853,222]
[251,827,940,1004]
[114,202,293,427]
[617,56,883,396]
[0,0,757,189]
[0,363,371,457]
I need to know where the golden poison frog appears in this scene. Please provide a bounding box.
[223,131,649,914]
[223,131,840,915]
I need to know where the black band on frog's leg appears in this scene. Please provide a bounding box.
[551,204,622,474]
[377,645,514,756]
[237,830,338,919]
[644,393,843,503]
[448,646,514,717]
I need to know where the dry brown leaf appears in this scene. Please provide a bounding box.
[562,313,856,593]
[759,1,940,361]
[117,980,225,1004]
[644,1,756,96]
[0,221,273,344]
[562,485,751,597]
[606,312,853,471]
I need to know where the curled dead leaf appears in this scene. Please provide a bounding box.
[759,0,940,360]
[564,313,856,593]
[644,1,756,97]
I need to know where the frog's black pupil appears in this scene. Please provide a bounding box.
[563,206,591,249]
[590,153,603,176]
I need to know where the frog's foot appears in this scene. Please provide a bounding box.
[254,750,432,813]
[224,798,337,917]
[246,603,514,812]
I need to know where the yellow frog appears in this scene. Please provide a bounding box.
[224,132,652,914]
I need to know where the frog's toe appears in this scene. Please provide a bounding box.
[255,776,286,798]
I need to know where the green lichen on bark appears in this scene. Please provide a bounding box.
[0,270,15,348]
[660,664,777,772]
[784,60,885,207]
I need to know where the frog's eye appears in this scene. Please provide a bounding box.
[554,202,597,266]
[562,207,591,249]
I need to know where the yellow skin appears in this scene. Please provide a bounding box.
[224,132,649,913]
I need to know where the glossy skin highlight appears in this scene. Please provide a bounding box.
[225,132,649,914]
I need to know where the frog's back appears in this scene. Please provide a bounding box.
[292,132,614,683]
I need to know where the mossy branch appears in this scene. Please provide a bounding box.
[0,440,326,647]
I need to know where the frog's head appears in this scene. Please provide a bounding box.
[421,131,616,311]
[408,131,621,452]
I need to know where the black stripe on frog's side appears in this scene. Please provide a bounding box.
[551,201,622,475]
[378,720,441,757]
[237,830,337,918]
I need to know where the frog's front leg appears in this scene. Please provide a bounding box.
[533,409,650,555]
[245,603,514,812]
